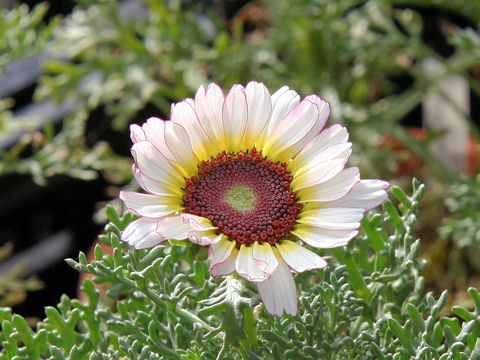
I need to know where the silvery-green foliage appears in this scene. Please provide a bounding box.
[0,180,479,359]
[0,3,58,70]
[440,175,480,277]
[442,175,480,248]
[0,3,58,144]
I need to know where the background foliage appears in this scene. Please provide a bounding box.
[1,0,480,358]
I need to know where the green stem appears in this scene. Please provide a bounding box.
[142,287,215,333]
[242,307,259,347]
[215,340,227,360]
[175,307,216,333]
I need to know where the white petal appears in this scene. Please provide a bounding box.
[210,248,238,277]
[171,99,210,161]
[298,207,365,230]
[194,83,225,152]
[252,242,278,275]
[313,123,349,148]
[270,86,300,128]
[181,214,219,245]
[276,240,327,272]
[164,121,198,177]
[188,231,220,246]
[131,141,184,187]
[291,158,346,192]
[121,217,166,249]
[132,164,146,190]
[243,81,272,149]
[119,191,182,218]
[181,213,217,231]
[325,179,390,210]
[257,86,300,149]
[222,84,248,152]
[296,167,360,202]
[142,117,174,160]
[276,96,330,160]
[257,248,297,317]
[138,171,182,197]
[156,216,191,240]
[289,142,352,175]
[292,226,358,248]
[263,98,320,160]
[236,244,269,282]
[130,124,146,143]
[208,237,235,267]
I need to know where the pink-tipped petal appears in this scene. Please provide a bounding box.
[210,247,238,277]
[119,190,182,218]
[296,167,360,202]
[195,83,225,151]
[164,121,198,176]
[188,231,220,246]
[257,248,297,317]
[291,158,346,192]
[289,142,352,175]
[325,179,390,210]
[171,99,210,161]
[156,216,190,240]
[130,124,146,143]
[131,141,184,187]
[236,244,269,282]
[222,84,248,152]
[252,241,278,275]
[243,81,272,149]
[132,164,146,189]
[138,171,182,197]
[142,117,174,160]
[122,217,166,249]
[276,96,330,160]
[276,240,327,272]
[263,98,320,160]
[269,86,301,128]
[313,123,349,148]
[208,237,235,267]
[181,213,217,231]
[292,226,358,249]
[181,214,218,245]
[298,207,365,230]
[257,86,300,149]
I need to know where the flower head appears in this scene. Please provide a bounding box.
[120,82,389,317]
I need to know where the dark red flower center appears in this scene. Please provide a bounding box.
[182,148,303,245]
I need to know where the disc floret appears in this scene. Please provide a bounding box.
[183,148,303,245]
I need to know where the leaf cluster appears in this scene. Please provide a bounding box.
[0,3,59,70]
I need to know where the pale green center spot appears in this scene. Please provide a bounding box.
[224,185,257,212]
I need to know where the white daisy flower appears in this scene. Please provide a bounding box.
[119,81,389,317]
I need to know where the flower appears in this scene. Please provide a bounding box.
[119,81,389,317]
